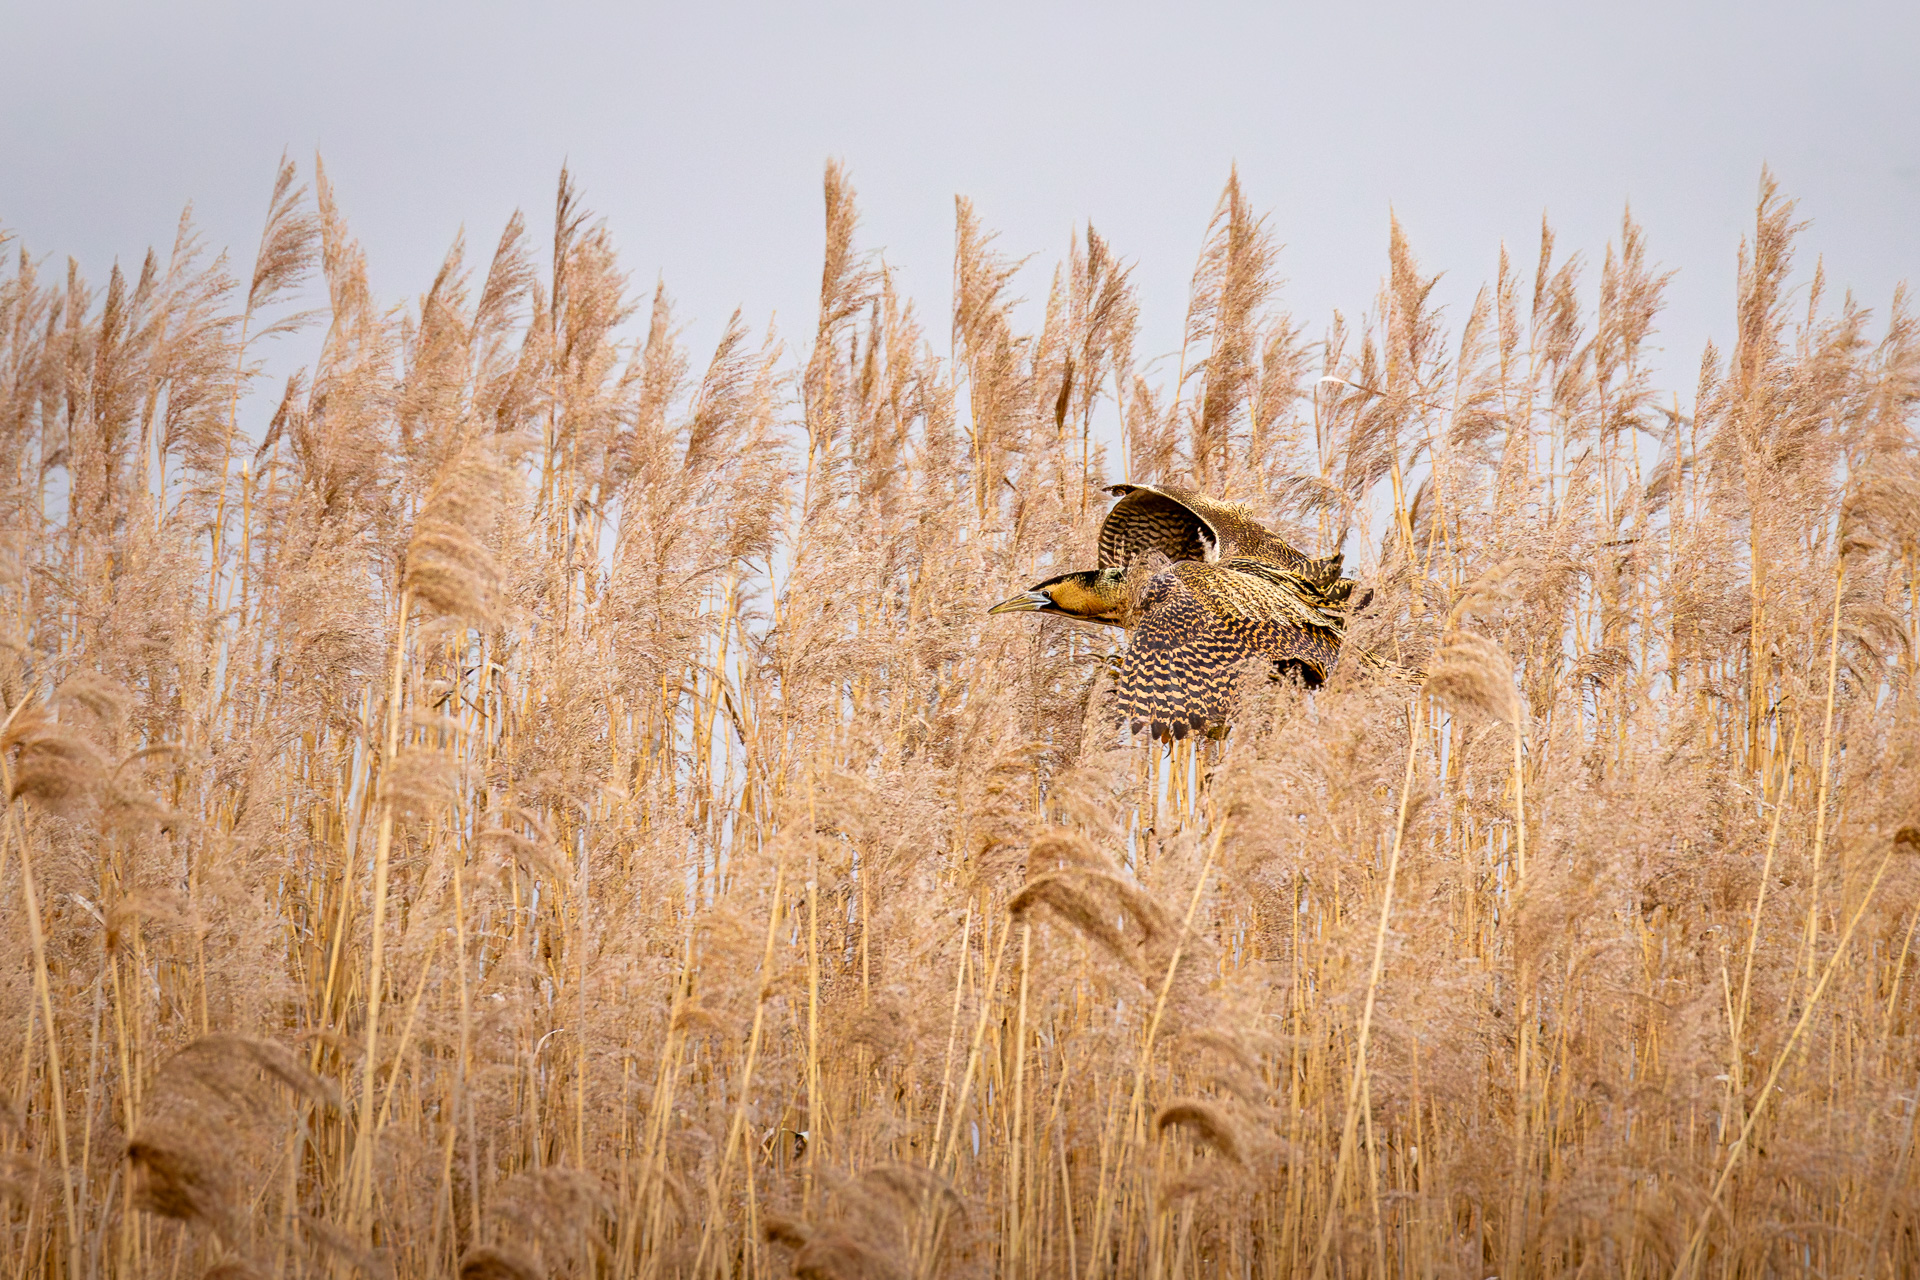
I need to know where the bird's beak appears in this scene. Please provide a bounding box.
[987,590,1052,615]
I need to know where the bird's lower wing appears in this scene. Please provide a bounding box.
[1113,579,1305,740]
[1114,572,1340,740]
[1114,588,1245,740]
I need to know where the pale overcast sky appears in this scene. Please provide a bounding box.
[4,0,1915,401]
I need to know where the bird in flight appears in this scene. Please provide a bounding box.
[988,483,1368,741]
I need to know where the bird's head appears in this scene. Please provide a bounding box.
[987,567,1130,627]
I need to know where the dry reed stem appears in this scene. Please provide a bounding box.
[1730,716,1799,1126]
[693,858,787,1277]
[1800,556,1846,992]
[1308,703,1419,1280]
[1673,836,1902,1278]
[2,758,83,1280]
[348,590,412,1229]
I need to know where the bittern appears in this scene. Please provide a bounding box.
[989,483,1367,740]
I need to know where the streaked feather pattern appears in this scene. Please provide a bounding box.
[1098,482,1337,576]
[1114,561,1346,740]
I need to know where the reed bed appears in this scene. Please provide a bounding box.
[1,158,1916,1278]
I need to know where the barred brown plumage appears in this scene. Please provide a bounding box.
[1098,482,1347,584]
[989,484,1369,740]
[1115,561,1347,740]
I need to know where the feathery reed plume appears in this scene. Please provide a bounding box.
[245,155,321,327]
[202,1264,267,1280]
[126,1037,334,1242]
[2,704,107,812]
[791,1234,902,1280]
[1186,168,1277,490]
[1153,1098,1245,1163]
[466,1168,611,1278]
[455,1247,538,1280]
[1423,629,1525,729]
[1009,861,1170,977]
[404,436,516,625]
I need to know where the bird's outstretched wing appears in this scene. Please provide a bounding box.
[1113,563,1342,740]
[1097,484,1218,567]
[1098,482,1338,579]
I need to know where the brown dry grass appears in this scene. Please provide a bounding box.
[1,160,1917,1278]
